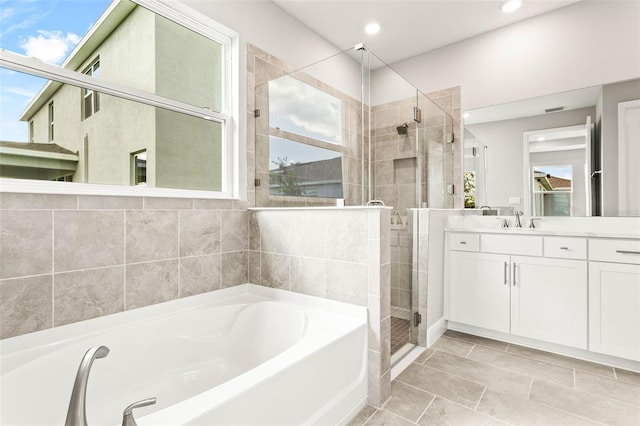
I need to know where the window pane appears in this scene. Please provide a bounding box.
[0,69,222,191]
[269,137,343,198]
[0,0,224,112]
[268,75,342,144]
[533,165,572,216]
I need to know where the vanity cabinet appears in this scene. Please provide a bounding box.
[588,239,640,361]
[447,232,588,349]
[449,251,510,333]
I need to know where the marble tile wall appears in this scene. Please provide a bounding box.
[0,192,249,339]
[249,207,392,407]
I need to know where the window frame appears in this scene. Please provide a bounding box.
[82,58,100,120]
[48,101,54,141]
[0,0,240,200]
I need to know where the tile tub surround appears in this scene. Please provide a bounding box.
[349,330,640,426]
[0,192,250,339]
[249,206,392,407]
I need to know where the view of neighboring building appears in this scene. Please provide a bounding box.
[1,0,224,191]
[533,169,572,216]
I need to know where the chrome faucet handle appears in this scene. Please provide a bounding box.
[529,218,541,229]
[122,398,157,426]
[514,211,524,228]
[65,346,110,426]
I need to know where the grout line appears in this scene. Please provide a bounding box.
[465,343,476,358]
[473,386,487,411]
[415,395,436,424]
[361,408,378,426]
[123,210,127,310]
[51,210,55,328]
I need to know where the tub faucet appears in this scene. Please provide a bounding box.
[65,345,110,426]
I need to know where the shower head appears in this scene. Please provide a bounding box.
[396,123,409,135]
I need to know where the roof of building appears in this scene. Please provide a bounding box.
[20,0,136,121]
[0,141,77,156]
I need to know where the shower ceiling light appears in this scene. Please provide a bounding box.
[365,22,381,35]
[501,0,522,13]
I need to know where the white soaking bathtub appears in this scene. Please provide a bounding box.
[0,284,368,426]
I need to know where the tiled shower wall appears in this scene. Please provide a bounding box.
[0,193,249,340]
[371,87,462,213]
[249,207,391,408]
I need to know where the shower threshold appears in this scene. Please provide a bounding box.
[390,344,426,380]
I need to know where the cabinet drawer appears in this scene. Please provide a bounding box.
[544,237,587,260]
[481,234,542,256]
[589,239,640,264]
[449,233,480,252]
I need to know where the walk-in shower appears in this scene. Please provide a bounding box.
[251,43,454,368]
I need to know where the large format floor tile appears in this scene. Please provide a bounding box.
[350,331,640,426]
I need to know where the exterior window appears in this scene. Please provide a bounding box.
[132,150,147,186]
[267,75,344,198]
[0,2,235,195]
[82,59,100,120]
[48,101,54,141]
[29,121,34,143]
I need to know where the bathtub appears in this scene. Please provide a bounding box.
[0,284,368,425]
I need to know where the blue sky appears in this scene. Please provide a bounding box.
[0,0,111,142]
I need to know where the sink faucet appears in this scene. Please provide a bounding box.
[514,211,524,228]
[65,346,110,426]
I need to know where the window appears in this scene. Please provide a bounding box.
[532,165,572,216]
[267,75,344,198]
[82,59,100,120]
[132,150,147,186]
[48,101,54,141]
[0,0,237,197]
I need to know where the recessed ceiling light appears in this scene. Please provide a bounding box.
[501,0,522,13]
[463,112,471,118]
[537,136,545,141]
[365,22,381,35]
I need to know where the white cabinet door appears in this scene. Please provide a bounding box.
[589,261,640,361]
[511,256,588,349]
[449,251,510,333]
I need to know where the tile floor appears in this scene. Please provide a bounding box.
[391,317,411,355]
[349,330,640,425]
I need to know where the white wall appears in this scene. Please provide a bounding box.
[389,1,640,112]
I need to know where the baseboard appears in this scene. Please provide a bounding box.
[447,321,640,373]
[426,317,447,347]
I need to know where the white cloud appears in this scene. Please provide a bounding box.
[20,30,80,65]
[3,87,37,98]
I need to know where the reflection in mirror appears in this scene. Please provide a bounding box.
[524,124,589,217]
[532,165,572,216]
[464,78,640,216]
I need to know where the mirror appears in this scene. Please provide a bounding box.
[463,77,640,217]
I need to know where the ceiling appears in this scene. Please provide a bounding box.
[273,0,582,66]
